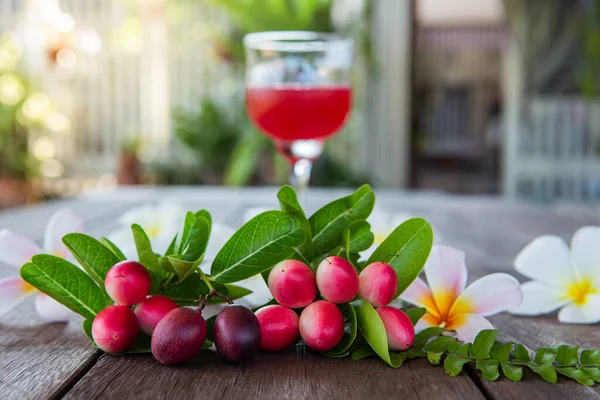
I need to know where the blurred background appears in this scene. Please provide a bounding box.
[0,0,599,208]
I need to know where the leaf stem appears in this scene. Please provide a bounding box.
[199,271,214,292]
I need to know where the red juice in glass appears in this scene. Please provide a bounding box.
[246,85,352,142]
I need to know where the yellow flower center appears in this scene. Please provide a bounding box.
[21,280,37,294]
[567,280,597,306]
[146,224,161,239]
[373,233,387,245]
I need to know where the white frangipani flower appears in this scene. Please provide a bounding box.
[510,226,600,323]
[0,209,83,322]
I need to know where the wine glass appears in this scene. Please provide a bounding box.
[243,31,353,199]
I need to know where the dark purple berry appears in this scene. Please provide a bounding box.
[151,307,207,365]
[213,305,261,362]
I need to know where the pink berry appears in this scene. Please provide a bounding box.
[134,295,179,335]
[105,260,152,306]
[316,256,359,303]
[152,307,207,365]
[376,306,415,351]
[92,305,140,354]
[299,300,344,352]
[255,305,299,352]
[268,260,316,308]
[358,262,398,307]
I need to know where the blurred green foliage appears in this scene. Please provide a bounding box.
[579,0,600,97]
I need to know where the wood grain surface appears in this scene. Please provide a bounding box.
[0,187,599,399]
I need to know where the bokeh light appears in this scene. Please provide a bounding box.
[56,48,77,68]
[32,136,56,160]
[21,93,51,120]
[40,158,64,178]
[75,28,102,55]
[45,112,71,133]
[0,73,25,105]
[0,34,23,71]
[51,12,75,33]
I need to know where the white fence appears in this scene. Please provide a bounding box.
[512,97,600,202]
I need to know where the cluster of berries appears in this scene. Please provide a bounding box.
[256,256,415,353]
[92,260,262,365]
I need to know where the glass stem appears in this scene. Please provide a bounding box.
[290,158,313,207]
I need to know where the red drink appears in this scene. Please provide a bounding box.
[246,85,352,141]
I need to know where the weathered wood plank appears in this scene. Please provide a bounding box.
[64,349,484,400]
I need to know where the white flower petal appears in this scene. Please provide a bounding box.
[514,235,575,288]
[0,276,37,316]
[0,230,41,268]
[106,227,137,260]
[399,277,440,316]
[414,312,440,333]
[451,273,523,317]
[509,281,568,316]
[558,295,600,324]
[424,245,468,317]
[206,223,235,260]
[43,209,84,257]
[570,226,600,284]
[448,314,494,343]
[35,293,73,322]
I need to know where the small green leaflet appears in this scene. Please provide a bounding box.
[555,345,579,366]
[475,359,500,381]
[277,185,312,262]
[159,272,251,306]
[366,217,433,297]
[211,210,308,283]
[182,211,211,262]
[309,184,374,257]
[355,302,402,368]
[406,307,427,326]
[21,255,111,320]
[131,224,163,292]
[444,354,470,376]
[469,329,498,358]
[345,221,374,254]
[99,237,126,261]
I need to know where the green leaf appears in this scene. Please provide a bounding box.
[556,367,595,386]
[309,184,374,257]
[412,327,445,349]
[406,307,427,326]
[513,343,531,363]
[448,342,471,357]
[351,345,375,360]
[277,185,305,216]
[534,347,557,365]
[346,221,374,253]
[366,218,433,297]
[476,359,500,381]
[277,186,312,261]
[175,212,196,254]
[131,224,163,286]
[424,336,457,353]
[164,235,178,257]
[342,229,351,260]
[469,330,498,359]
[323,304,357,357]
[580,349,600,365]
[529,364,557,383]
[21,255,110,320]
[62,233,121,286]
[490,342,512,362]
[355,302,401,367]
[579,366,600,382]
[211,211,308,283]
[427,352,443,365]
[159,272,210,305]
[164,254,205,282]
[211,282,253,303]
[555,345,579,366]
[406,348,427,359]
[501,362,523,381]
[182,213,211,262]
[444,354,470,376]
[99,237,126,261]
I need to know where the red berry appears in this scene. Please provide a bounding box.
[316,256,359,303]
[299,300,344,352]
[255,305,299,352]
[92,305,140,354]
[358,262,398,307]
[268,260,316,308]
[152,307,207,365]
[105,260,152,306]
[134,295,179,335]
[376,306,415,351]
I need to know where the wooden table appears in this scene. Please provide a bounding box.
[2,186,600,400]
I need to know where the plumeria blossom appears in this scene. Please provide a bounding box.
[510,226,600,324]
[107,200,185,259]
[400,245,523,342]
[0,209,83,322]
